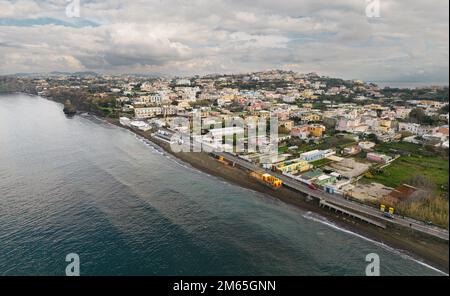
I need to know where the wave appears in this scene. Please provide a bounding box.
[104,116,448,276]
[302,211,448,276]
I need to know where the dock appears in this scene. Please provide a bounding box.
[319,199,386,229]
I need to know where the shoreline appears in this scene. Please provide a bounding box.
[102,116,449,274]
[6,93,447,274]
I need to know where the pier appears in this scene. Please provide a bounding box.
[319,200,386,229]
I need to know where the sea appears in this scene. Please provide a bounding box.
[0,94,446,276]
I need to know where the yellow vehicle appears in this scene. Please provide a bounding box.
[217,156,229,165]
[250,171,283,189]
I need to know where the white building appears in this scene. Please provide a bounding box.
[148,93,162,104]
[398,122,421,135]
[119,117,131,126]
[130,121,151,131]
[135,107,163,119]
[208,127,245,138]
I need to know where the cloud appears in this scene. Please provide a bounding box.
[0,0,448,83]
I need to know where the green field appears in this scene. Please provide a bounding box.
[293,135,357,153]
[371,142,448,191]
[365,155,449,194]
[310,158,333,167]
[365,141,449,227]
[374,142,433,156]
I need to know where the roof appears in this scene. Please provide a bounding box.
[385,184,418,201]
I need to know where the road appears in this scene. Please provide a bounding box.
[160,128,449,241]
[214,151,449,241]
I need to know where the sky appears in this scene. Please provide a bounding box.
[0,0,448,83]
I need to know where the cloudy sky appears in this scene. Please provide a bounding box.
[0,0,448,82]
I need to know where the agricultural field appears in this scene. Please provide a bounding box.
[364,142,449,195]
[364,142,449,227]
[367,156,448,192]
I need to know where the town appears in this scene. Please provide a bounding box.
[1,70,449,235]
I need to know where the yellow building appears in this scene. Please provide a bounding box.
[379,119,393,128]
[280,120,295,131]
[302,113,322,122]
[308,125,326,137]
[276,160,312,174]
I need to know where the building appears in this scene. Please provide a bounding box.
[366,152,392,164]
[135,107,163,119]
[358,141,376,151]
[148,93,162,104]
[291,125,310,139]
[314,174,338,187]
[301,113,322,122]
[119,117,131,126]
[176,78,191,86]
[343,145,361,155]
[280,120,295,131]
[208,127,245,138]
[291,124,325,139]
[300,150,325,162]
[398,122,421,135]
[275,159,312,174]
[130,121,151,131]
[308,124,326,138]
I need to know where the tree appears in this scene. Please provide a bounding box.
[408,108,426,124]
[408,108,440,125]
[439,104,449,114]
[367,133,379,144]
[63,99,76,116]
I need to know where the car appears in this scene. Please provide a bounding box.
[383,212,394,219]
[308,183,318,190]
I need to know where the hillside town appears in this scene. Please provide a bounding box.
[1,70,449,228]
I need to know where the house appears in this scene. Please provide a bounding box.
[291,125,310,139]
[280,120,295,131]
[135,107,163,119]
[208,127,245,138]
[119,117,131,126]
[130,121,151,131]
[275,159,312,174]
[358,141,376,151]
[343,145,361,155]
[314,174,337,187]
[300,150,325,162]
[366,152,392,164]
[308,124,326,137]
[398,122,421,135]
[301,113,322,122]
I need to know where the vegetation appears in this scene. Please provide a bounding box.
[408,107,442,125]
[310,158,333,167]
[364,141,448,225]
[0,76,37,94]
[381,86,449,102]
[63,99,77,116]
[381,175,449,227]
[46,88,117,117]
[365,143,448,196]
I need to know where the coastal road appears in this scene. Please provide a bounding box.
[214,151,450,241]
[158,128,449,241]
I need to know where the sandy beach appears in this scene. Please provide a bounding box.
[103,117,449,274]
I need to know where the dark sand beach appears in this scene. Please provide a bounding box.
[105,118,449,273]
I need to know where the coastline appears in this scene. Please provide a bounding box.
[6,92,447,274]
[102,116,449,274]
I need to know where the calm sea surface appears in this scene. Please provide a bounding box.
[0,94,445,276]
